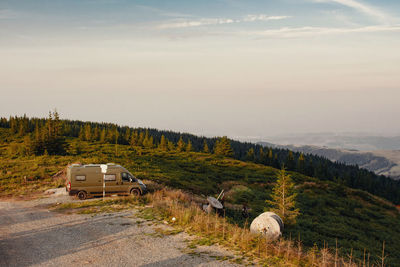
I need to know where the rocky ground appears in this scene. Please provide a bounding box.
[0,191,243,267]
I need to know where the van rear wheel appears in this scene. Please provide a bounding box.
[77,191,87,200]
[130,188,140,197]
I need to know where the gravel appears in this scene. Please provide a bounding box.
[0,194,243,267]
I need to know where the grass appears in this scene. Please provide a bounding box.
[130,188,371,266]
[1,128,400,265]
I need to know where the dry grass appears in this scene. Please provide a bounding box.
[144,188,384,267]
[51,187,387,267]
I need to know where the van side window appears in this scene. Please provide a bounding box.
[121,172,130,182]
[76,175,86,181]
[104,174,116,181]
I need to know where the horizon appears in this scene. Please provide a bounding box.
[1,0,399,137]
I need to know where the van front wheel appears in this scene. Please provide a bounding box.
[130,188,140,197]
[77,191,87,200]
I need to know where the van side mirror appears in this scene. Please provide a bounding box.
[129,178,133,182]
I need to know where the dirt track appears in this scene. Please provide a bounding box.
[0,195,240,267]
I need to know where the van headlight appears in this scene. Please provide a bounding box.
[138,179,145,186]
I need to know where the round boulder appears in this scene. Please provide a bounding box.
[249,212,284,240]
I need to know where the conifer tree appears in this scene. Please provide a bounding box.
[177,136,186,152]
[124,128,131,144]
[186,140,193,152]
[297,153,305,173]
[158,135,168,151]
[106,128,114,143]
[268,149,273,165]
[259,147,265,163]
[99,128,106,143]
[130,131,139,147]
[246,148,255,161]
[138,131,145,147]
[84,124,92,141]
[114,127,119,144]
[23,135,33,155]
[18,123,25,136]
[93,127,100,141]
[79,127,85,141]
[143,131,154,148]
[167,140,175,151]
[203,140,210,153]
[286,151,295,170]
[10,116,17,133]
[266,167,299,225]
[214,136,233,157]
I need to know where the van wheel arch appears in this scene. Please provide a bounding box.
[77,190,87,200]
[130,188,141,197]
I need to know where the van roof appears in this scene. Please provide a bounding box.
[69,163,122,169]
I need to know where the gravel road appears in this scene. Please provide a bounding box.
[0,194,242,267]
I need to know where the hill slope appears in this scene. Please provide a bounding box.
[2,115,400,204]
[1,128,400,265]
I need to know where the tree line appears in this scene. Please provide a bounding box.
[1,113,400,204]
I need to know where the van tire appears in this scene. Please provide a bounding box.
[77,191,87,200]
[130,188,140,197]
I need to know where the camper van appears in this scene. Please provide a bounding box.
[66,163,147,200]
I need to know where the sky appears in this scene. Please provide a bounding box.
[0,0,399,139]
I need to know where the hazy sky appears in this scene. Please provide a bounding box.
[1,0,399,138]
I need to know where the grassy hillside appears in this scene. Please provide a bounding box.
[1,128,400,265]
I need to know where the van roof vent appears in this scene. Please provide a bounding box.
[85,164,101,167]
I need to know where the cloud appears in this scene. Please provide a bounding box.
[243,15,291,22]
[313,0,390,24]
[250,25,400,38]
[158,15,290,29]
[0,9,18,19]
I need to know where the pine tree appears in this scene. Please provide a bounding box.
[93,127,100,141]
[286,151,295,170]
[246,148,255,161]
[143,131,154,148]
[106,128,114,143]
[203,140,210,153]
[186,140,193,152]
[158,135,168,151]
[167,140,175,151]
[130,131,139,147]
[268,149,273,165]
[297,153,305,173]
[99,128,106,143]
[259,147,265,163]
[18,123,25,136]
[177,136,186,152]
[114,127,119,144]
[138,131,145,147]
[23,135,33,155]
[266,168,299,225]
[124,128,131,144]
[214,136,233,157]
[84,124,92,141]
[79,127,85,141]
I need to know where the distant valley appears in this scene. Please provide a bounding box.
[261,133,400,151]
[259,142,400,180]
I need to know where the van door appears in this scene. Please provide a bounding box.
[120,172,132,194]
[104,172,119,194]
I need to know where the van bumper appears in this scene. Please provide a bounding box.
[140,186,148,195]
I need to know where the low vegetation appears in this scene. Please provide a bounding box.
[52,188,387,266]
[1,118,400,265]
